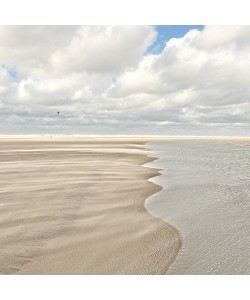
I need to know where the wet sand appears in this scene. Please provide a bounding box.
[0,138,181,274]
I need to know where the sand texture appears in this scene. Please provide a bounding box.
[0,138,181,275]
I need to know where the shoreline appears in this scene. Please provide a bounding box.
[0,135,249,142]
[144,138,250,274]
[0,138,181,274]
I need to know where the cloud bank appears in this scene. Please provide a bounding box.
[0,25,249,136]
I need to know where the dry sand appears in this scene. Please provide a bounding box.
[0,138,181,274]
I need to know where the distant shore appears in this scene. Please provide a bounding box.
[0,138,181,274]
[0,134,249,140]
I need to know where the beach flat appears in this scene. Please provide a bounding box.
[0,138,181,275]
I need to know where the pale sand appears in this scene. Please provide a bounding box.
[0,138,181,275]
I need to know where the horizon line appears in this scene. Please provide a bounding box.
[0,134,249,139]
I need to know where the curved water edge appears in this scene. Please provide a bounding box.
[143,144,183,274]
[144,139,250,275]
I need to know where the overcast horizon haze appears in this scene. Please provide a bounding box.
[0,25,249,137]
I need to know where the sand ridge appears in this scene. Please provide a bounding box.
[0,138,181,274]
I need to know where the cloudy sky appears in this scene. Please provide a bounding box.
[0,25,249,136]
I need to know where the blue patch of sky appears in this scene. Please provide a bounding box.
[8,68,17,78]
[146,25,204,55]
[111,75,117,85]
[2,64,18,80]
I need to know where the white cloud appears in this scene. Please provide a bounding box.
[0,25,249,136]
[105,26,250,133]
[0,25,156,77]
[50,26,156,74]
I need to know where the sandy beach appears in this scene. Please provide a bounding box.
[0,138,181,274]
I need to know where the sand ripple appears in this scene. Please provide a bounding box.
[0,139,181,274]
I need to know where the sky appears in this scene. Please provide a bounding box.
[0,25,249,136]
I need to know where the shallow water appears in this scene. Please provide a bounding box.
[146,139,250,274]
